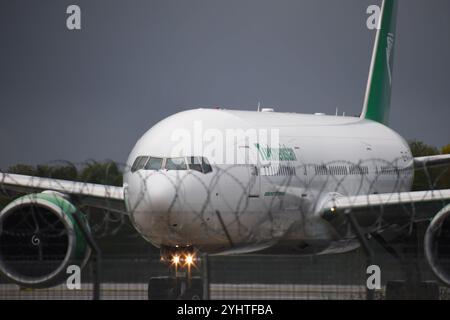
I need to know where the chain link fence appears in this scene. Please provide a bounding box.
[0,159,449,299]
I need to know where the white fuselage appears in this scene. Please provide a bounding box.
[123,109,414,255]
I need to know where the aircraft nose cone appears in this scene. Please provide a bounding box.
[146,174,179,214]
[127,172,183,242]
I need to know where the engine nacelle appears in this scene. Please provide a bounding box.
[424,204,450,286]
[0,192,91,288]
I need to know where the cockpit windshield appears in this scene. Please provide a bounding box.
[187,157,203,172]
[145,157,163,170]
[131,156,149,173]
[201,157,212,174]
[131,156,212,174]
[165,157,187,170]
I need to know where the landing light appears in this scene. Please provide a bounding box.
[169,252,197,269]
[185,254,194,266]
[172,255,180,265]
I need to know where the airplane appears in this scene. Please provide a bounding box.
[1,0,450,299]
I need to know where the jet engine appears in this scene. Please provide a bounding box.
[0,192,91,288]
[424,204,450,286]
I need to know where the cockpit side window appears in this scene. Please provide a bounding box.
[145,157,163,170]
[131,156,149,173]
[201,157,213,174]
[187,157,203,173]
[165,157,187,170]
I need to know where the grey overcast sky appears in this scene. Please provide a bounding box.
[0,0,449,169]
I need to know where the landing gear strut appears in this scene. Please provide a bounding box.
[147,246,206,300]
[346,211,439,300]
[372,224,439,300]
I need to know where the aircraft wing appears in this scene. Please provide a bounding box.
[0,173,126,214]
[321,189,450,232]
[414,154,450,169]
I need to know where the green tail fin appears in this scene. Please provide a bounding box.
[361,0,398,125]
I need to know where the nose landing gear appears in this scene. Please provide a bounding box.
[147,246,205,300]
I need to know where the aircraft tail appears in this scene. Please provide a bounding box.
[361,0,398,125]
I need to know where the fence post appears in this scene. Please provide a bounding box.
[72,211,102,300]
[202,253,210,300]
[345,210,375,300]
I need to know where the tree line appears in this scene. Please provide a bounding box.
[409,141,450,190]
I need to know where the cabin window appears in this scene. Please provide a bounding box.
[165,157,188,170]
[145,157,163,170]
[131,156,149,173]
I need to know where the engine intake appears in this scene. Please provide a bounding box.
[424,204,450,286]
[0,193,91,288]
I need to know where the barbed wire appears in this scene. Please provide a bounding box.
[0,158,448,242]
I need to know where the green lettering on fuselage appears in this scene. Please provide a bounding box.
[255,144,297,162]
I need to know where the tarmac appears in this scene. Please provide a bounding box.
[0,283,378,300]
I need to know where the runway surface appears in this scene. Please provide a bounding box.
[0,283,377,300]
[1,283,448,300]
